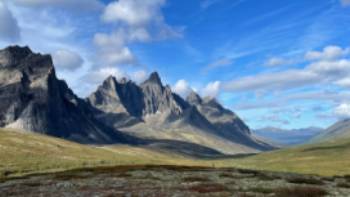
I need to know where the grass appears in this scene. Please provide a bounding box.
[214,135,350,176]
[0,128,201,178]
[2,128,350,178]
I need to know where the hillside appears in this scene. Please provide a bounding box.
[311,119,350,142]
[2,127,350,178]
[224,133,350,176]
[0,128,200,179]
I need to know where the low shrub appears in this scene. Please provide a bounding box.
[287,177,324,185]
[183,176,210,182]
[188,183,227,193]
[274,186,328,197]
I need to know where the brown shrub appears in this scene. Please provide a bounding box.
[337,182,350,188]
[183,176,210,182]
[274,186,328,197]
[287,177,324,185]
[188,183,227,193]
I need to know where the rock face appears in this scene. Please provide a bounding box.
[88,72,274,154]
[0,46,132,144]
[0,45,273,154]
[186,91,272,151]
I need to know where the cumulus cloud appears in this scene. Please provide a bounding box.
[305,45,349,60]
[173,79,192,97]
[131,70,148,83]
[83,67,127,85]
[335,103,350,118]
[11,0,103,12]
[0,2,20,42]
[52,49,84,71]
[95,0,182,68]
[93,27,152,66]
[102,0,165,26]
[202,81,221,98]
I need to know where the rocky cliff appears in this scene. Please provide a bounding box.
[0,46,133,144]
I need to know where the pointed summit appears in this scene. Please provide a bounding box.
[0,45,34,67]
[143,72,162,85]
[186,90,202,105]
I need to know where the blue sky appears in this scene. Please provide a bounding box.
[1,0,350,129]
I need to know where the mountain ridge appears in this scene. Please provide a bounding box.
[88,70,274,154]
[0,45,274,155]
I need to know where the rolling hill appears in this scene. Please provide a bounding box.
[0,128,201,179]
[311,119,350,142]
[2,127,350,178]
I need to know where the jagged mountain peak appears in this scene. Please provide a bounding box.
[1,45,32,58]
[143,71,162,85]
[186,91,202,105]
[0,45,49,68]
[118,77,129,84]
[0,46,133,144]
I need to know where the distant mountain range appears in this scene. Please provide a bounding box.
[0,46,274,155]
[253,127,323,146]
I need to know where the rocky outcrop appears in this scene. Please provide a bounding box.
[0,46,134,144]
[0,45,274,154]
[89,72,274,153]
[186,91,272,150]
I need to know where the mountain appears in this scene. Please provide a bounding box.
[253,127,323,146]
[311,119,350,142]
[0,46,134,144]
[0,45,273,155]
[88,73,274,154]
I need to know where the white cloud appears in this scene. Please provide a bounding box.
[308,59,350,78]
[335,103,350,117]
[223,69,319,92]
[201,81,221,98]
[305,45,349,61]
[223,45,350,92]
[102,0,165,26]
[173,79,192,97]
[0,2,20,42]
[11,0,103,12]
[93,31,138,66]
[336,78,350,87]
[52,49,83,71]
[265,57,289,67]
[131,70,148,83]
[95,0,182,69]
[341,0,350,7]
[83,67,127,85]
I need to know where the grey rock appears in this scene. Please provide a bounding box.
[186,91,273,151]
[0,46,135,144]
[89,72,274,153]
